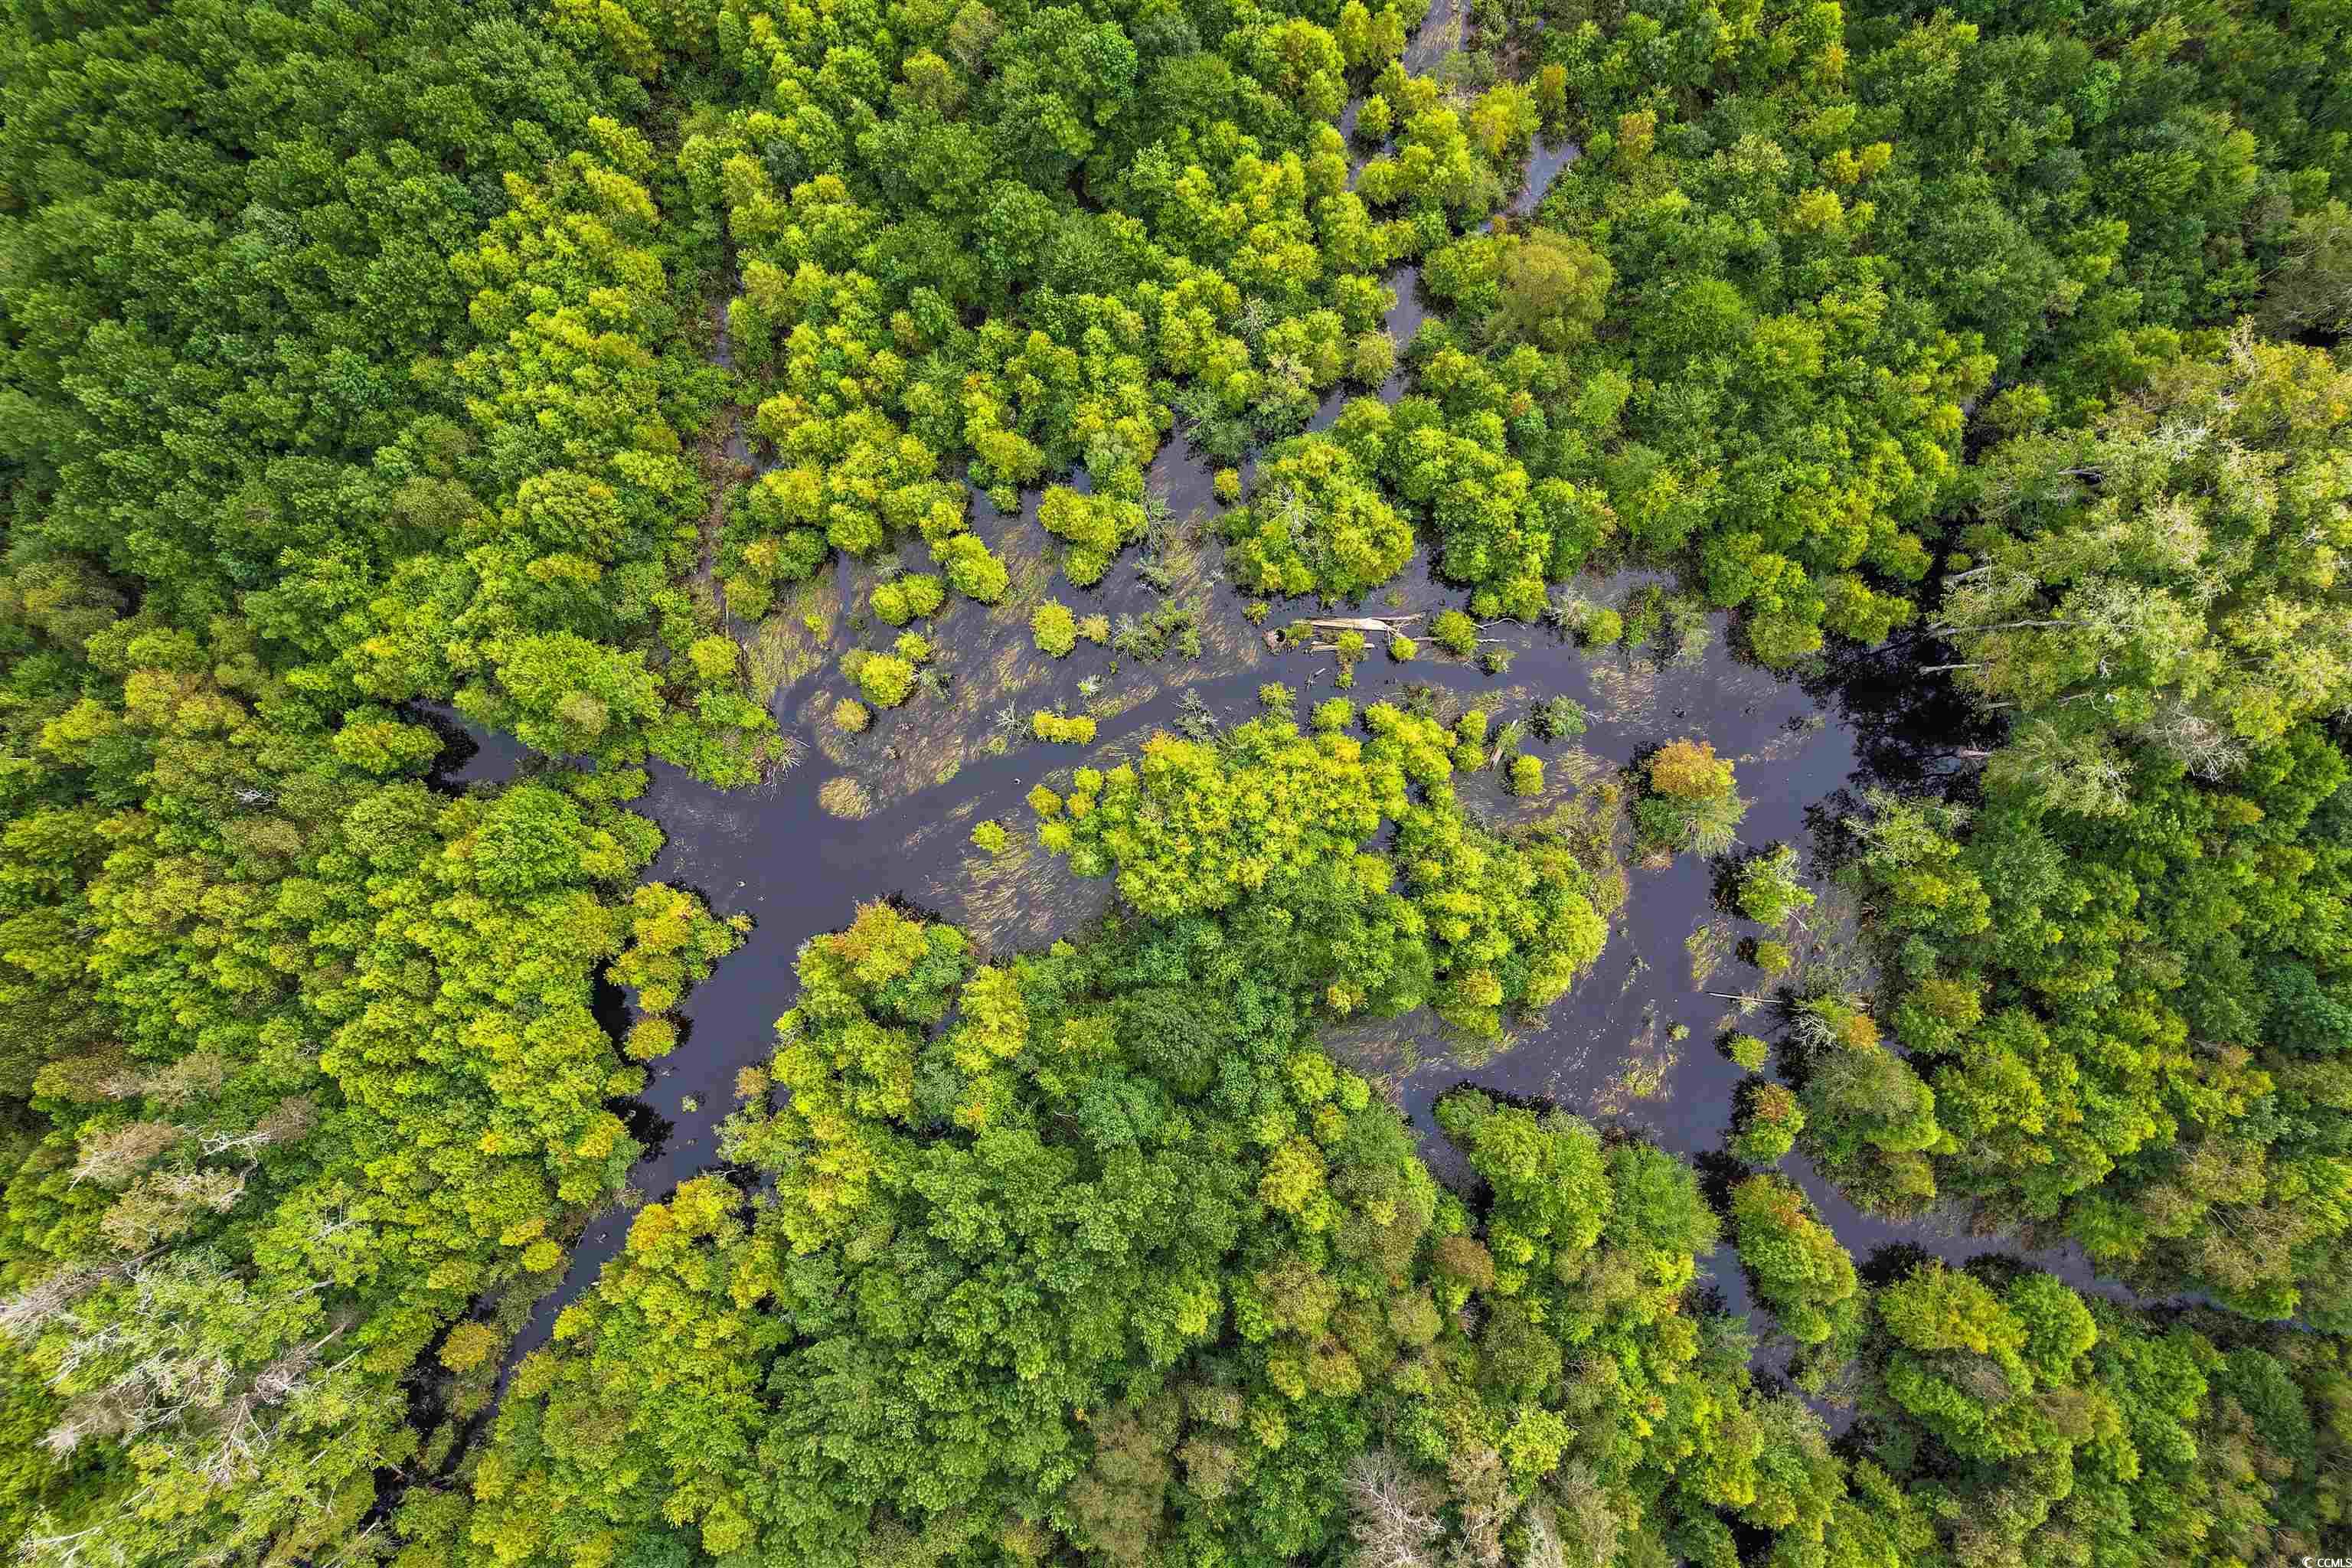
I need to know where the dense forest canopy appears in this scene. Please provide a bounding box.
[1,0,2349,1563]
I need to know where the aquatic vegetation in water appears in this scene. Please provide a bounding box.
[1730,843,1815,926]
[1685,918,1736,991]
[1031,601,1078,658]
[1633,738,1748,858]
[1029,710,1097,745]
[872,573,946,627]
[818,776,874,819]
[1530,696,1587,740]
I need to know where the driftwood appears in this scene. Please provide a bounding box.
[1269,613,1426,653]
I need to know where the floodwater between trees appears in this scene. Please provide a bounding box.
[423,90,2154,1405]
[434,551,2125,1387]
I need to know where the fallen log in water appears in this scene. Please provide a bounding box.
[1268,614,1427,652]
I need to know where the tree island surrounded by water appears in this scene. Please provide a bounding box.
[0,0,2347,1565]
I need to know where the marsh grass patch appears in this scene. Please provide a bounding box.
[933,829,1112,952]
[1686,918,1736,991]
[1593,1009,1678,1116]
[745,573,843,703]
[817,776,874,819]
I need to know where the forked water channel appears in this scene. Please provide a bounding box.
[423,53,2145,1413]
[431,558,2124,1399]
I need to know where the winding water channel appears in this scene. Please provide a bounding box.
[423,32,2160,1422]
[433,567,2126,1393]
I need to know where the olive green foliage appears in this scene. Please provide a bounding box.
[1040,488,1150,588]
[1734,844,1815,926]
[853,655,916,708]
[691,0,1548,603]
[1033,601,1080,657]
[9,0,2352,1560]
[873,573,946,626]
[2261,201,2352,341]
[1834,724,2352,1321]
[1527,699,1581,740]
[1465,0,2351,661]
[607,883,752,1014]
[1222,435,1415,599]
[0,5,765,1557]
[1321,372,1616,621]
[0,622,742,1563]
[1785,993,1942,1217]
[1431,609,1480,656]
[463,897,1854,1568]
[2,0,781,786]
[1635,739,1749,856]
[1452,708,1491,772]
[1830,1258,2352,1568]
[1423,1089,1854,1568]
[1426,227,1614,353]
[1332,628,1369,687]
[1807,333,2352,1328]
[1729,1080,1805,1167]
[344,121,779,785]
[935,533,1012,603]
[1027,713,1610,1034]
[1031,710,1099,744]
[848,637,933,709]
[1942,332,2352,781]
[1728,1173,1864,1353]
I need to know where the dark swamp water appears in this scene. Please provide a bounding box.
[444,559,2125,1390]
[427,45,2158,1426]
